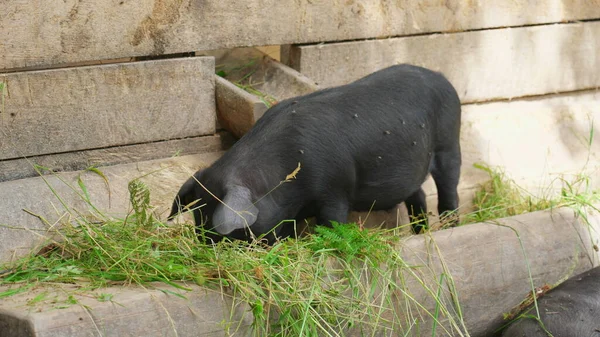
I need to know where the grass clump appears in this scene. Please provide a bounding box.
[460,163,559,225]
[216,58,278,108]
[0,179,468,337]
[460,163,599,226]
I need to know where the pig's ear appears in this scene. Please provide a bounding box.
[168,174,200,220]
[212,185,258,235]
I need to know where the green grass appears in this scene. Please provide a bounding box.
[459,163,599,226]
[216,58,279,108]
[459,164,599,336]
[1,161,598,336]
[459,163,559,225]
[0,179,469,337]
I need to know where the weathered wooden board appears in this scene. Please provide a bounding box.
[0,283,253,337]
[399,207,600,336]
[2,0,600,71]
[287,22,600,102]
[0,152,223,264]
[0,134,233,182]
[0,57,216,160]
[210,48,319,138]
[457,89,600,196]
[215,76,268,139]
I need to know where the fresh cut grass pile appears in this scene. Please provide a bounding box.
[1,163,598,336]
[0,179,469,337]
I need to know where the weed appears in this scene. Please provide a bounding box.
[459,163,599,227]
[463,164,599,336]
[460,163,560,225]
[96,293,113,302]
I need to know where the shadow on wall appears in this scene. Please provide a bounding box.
[554,102,599,160]
[460,92,600,199]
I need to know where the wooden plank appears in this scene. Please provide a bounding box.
[0,283,253,337]
[400,207,600,336]
[287,22,600,102]
[0,57,216,160]
[0,152,223,264]
[2,1,600,71]
[457,89,600,196]
[211,48,319,138]
[0,134,234,182]
[215,76,267,139]
[349,89,600,219]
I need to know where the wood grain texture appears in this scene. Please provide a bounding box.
[0,152,224,264]
[0,134,233,182]
[288,22,600,102]
[399,207,600,336]
[0,57,216,160]
[0,283,253,337]
[2,0,600,71]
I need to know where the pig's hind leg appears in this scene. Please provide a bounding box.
[430,149,461,225]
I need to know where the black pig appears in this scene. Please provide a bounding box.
[501,266,600,337]
[169,64,461,242]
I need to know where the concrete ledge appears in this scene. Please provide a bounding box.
[1,207,598,336]
[287,22,600,102]
[0,134,234,183]
[3,1,600,71]
[0,57,216,160]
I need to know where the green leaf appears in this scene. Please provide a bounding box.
[96,293,113,302]
[78,175,90,202]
